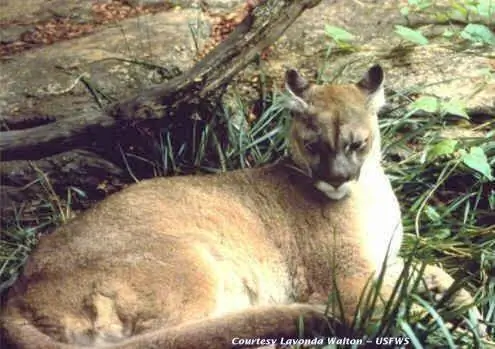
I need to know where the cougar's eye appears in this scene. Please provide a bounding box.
[348,139,367,152]
[304,140,319,154]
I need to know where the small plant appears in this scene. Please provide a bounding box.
[147,88,290,176]
[460,23,495,45]
[0,171,84,292]
[399,0,495,47]
[401,0,495,23]
[394,25,430,45]
[324,25,357,51]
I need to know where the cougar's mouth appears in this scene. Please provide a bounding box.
[314,180,352,200]
[284,162,354,200]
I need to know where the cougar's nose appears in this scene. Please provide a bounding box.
[328,174,351,189]
[326,153,353,188]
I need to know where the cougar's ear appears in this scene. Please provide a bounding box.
[285,68,310,114]
[357,64,385,112]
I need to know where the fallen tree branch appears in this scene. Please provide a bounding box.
[0,109,114,161]
[0,0,322,161]
[1,150,126,226]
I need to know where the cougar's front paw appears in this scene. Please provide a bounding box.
[419,270,451,301]
[419,265,487,337]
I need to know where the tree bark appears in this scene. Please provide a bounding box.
[0,0,322,161]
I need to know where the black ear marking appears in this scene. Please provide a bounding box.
[357,64,384,94]
[285,69,309,97]
[285,68,311,114]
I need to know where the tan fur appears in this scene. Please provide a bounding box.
[1,66,483,349]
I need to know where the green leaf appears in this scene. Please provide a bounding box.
[451,2,469,18]
[427,139,458,161]
[476,1,495,18]
[394,25,429,45]
[435,228,451,239]
[442,29,455,38]
[425,205,441,222]
[399,320,424,349]
[460,24,495,46]
[409,96,439,113]
[69,186,87,198]
[324,25,355,43]
[407,0,432,9]
[461,146,494,180]
[441,99,469,118]
[400,7,410,17]
[417,0,433,10]
[435,12,450,22]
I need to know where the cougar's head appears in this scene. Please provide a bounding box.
[285,65,385,200]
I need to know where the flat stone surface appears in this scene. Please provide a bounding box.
[0,8,205,119]
[0,0,94,23]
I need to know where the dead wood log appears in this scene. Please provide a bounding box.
[1,150,126,226]
[0,0,322,161]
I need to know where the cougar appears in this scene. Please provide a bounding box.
[1,65,484,349]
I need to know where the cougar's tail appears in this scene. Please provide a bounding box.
[1,306,77,349]
[2,304,334,349]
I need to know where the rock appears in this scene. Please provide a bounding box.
[0,9,206,121]
[0,25,32,44]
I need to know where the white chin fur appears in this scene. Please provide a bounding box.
[315,181,351,200]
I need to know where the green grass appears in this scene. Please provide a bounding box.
[1,76,494,347]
